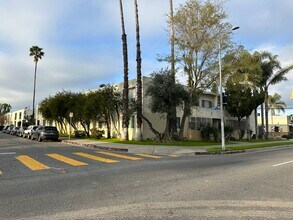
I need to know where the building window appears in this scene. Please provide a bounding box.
[201,100,212,108]
[189,117,212,130]
[189,117,196,130]
[19,112,22,119]
[15,113,17,120]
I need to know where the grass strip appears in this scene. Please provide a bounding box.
[207,141,293,153]
[95,138,220,146]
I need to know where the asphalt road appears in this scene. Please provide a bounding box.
[0,133,293,219]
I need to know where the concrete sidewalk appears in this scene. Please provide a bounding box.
[61,138,209,156]
[61,138,293,156]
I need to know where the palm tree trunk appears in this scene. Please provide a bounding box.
[32,61,38,123]
[169,0,177,136]
[170,0,175,78]
[260,103,264,139]
[254,108,258,140]
[134,0,142,141]
[119,0,129,140]
[246,115,250,140]
[265,90,269,140]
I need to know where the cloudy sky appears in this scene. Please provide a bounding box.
[1,0,293,113]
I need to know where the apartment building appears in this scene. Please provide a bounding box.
[114,76,256,140]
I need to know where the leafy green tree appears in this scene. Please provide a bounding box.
[119,0,129,141]
[172,0,234,139]
[225,82,264,140]
[0,103,12,125]
[29,46,44,122]
[0,103,12,114]
[258,51,293,139]
[98,85,122,138]
[222,49,263,139]
[145,69,189,142]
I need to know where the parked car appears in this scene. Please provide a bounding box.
[32,126,59,142]
[5,125,14,134]
[24,125,39,139]
[17,126,27,137]
[10,127,19,135]
[0,126,4,131]
[2,125,9,133]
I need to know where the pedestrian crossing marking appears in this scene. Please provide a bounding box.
[73,152,119,163]
[0,169,3,176]
[96,151,143,161]
[135,154,162,159]
[16,155,50,171]
[46,154,88,166]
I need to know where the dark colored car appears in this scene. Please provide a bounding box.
[17,126,27,137]
[32,126,59,142]
[0,126,4,131]
[2,125,9,133]
[10,127,19,135]
[5,125,14,134]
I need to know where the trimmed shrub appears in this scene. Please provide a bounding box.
[74,130,86,138]
[90,128,104,139]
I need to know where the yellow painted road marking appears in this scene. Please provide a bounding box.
[73,152,119,163]
[46,154,88,166]
[16,155,49,171]
[135,154,162,159]
[0,169,3,176]
[97,151,142,161]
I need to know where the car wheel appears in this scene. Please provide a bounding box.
[31,135,34,140]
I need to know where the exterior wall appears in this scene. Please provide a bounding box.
[3,108,32,127]
[257,114,291,135]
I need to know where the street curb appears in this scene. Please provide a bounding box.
[195,150,245,155]
[62,140,128,152]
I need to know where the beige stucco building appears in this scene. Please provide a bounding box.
[114,76,256,140]
[257,114,293,136]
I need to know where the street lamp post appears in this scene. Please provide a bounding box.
[219,26,239,151]
[69,112,73,140]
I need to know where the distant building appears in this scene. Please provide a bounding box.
[4,108,32,127]
[258,114,293,137]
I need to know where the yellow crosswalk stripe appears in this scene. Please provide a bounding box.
[96,151,142,161]
[46,154,88,166]
[73,152,119,163]
[0,169,3,176]
[16,155,50,171]
[135,154,162,159]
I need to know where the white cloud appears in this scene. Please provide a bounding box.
[1,0,293,114]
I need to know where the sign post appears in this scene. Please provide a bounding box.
[69,112,73,140]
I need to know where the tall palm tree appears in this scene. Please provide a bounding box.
[134,0,142,141]
[268,93,286,127]
[169,0,177,136]
[29,46,44,123]
[259,51,293,139]
[119,0,129,140]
